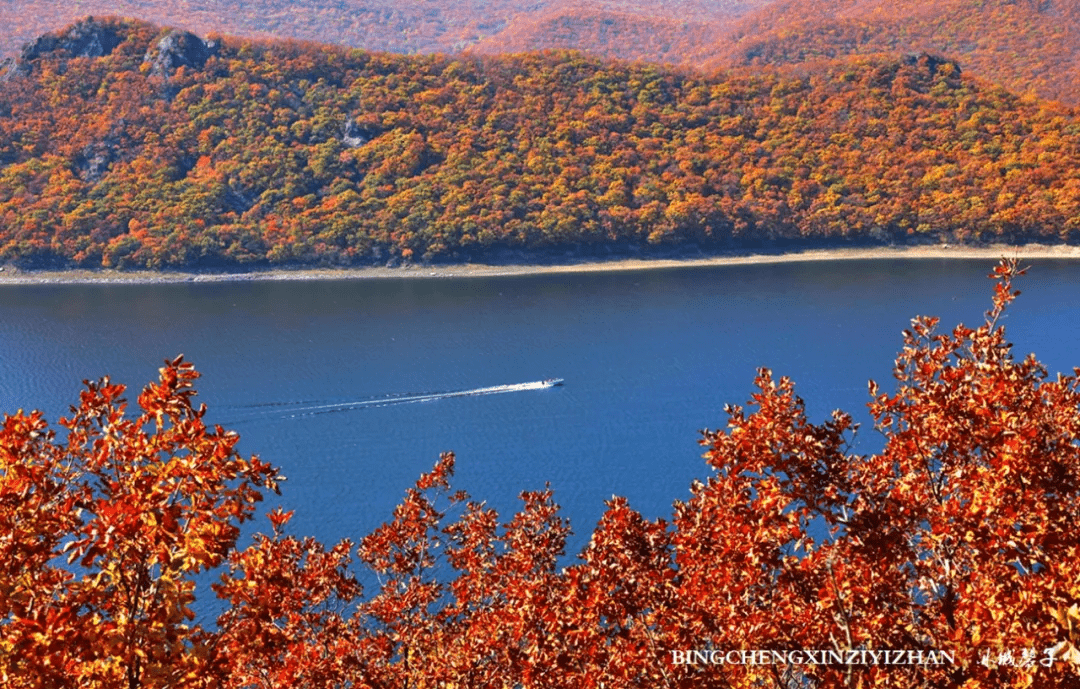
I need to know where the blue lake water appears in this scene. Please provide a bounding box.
[2,259,1079,562]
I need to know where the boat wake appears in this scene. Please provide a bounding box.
[223,379,562,423]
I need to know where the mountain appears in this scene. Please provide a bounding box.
[2,18,1080,270]
[4,1,1080,103]
[0,0,763,61]
[465,0,754,64]
[704,0,1080,104]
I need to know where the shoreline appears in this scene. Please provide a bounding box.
[2,244,1079,285]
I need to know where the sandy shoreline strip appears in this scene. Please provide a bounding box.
[2,244,1079,285]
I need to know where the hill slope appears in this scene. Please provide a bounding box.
[706,0,1080,104]
[2,18,1080,269]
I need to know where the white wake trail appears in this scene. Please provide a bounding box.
[272,380,561,419]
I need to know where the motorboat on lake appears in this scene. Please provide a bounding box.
[542,378,564,387]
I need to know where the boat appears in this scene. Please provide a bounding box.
[542,378,564,387]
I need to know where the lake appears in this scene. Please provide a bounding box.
[2,259,1078,560]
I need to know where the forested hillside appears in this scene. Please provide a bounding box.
[2,17,1080,269]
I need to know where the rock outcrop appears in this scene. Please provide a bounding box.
[75,118,129,183]
[902,52,962,78]
[341,116,379,148]
[1,16,123,80]
[21,16,123,61]
[143,29,218,78]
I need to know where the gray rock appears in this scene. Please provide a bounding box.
[144,29,218,78]
[341,116,378,148]
[76,117,129,183]
[23,17,123,61]
[77,145,114,183]
[223,182,253,214]
[0,57,16,82]
[3,16,123,79]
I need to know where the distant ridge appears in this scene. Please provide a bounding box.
[0,0,762,63]
[701,0,1080,104]
[465,6,725,65]
[3,1,1080,102]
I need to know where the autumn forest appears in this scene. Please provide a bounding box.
[3,17,1080,269]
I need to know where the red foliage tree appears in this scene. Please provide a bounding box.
[0,355,282,687]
